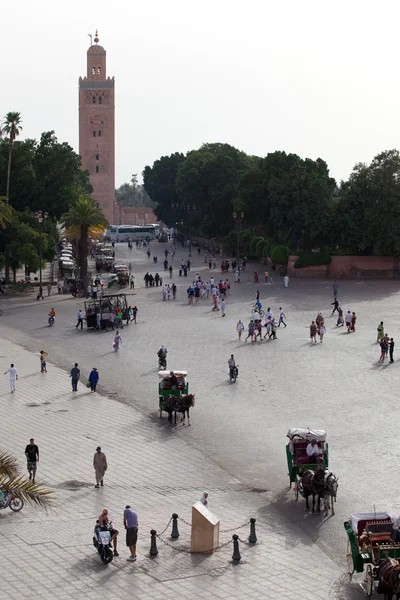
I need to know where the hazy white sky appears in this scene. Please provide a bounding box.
[2,0,400,186]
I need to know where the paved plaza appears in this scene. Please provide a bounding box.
[1,242,398,599]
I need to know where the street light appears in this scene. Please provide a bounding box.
[232,211,244,282]
[35,210,48,300]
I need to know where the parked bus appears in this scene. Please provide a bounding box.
[105,225,158,242]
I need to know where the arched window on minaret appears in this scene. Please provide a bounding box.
[96,166,99,173]
[98,96,102,105]
[96,154,99,160]
[92,67,96,75]
[92,96,96,104]
[98,67,101,74]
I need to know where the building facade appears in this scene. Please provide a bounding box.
[118,206,160,225]
[79,31,115,224]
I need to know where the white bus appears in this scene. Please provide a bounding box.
[106,225,159,243]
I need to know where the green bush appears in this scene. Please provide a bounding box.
[262,241,270,257]
[271,245,289,265]
[250,236,264,255]
[294,252,331,269]
[256,238,266,257]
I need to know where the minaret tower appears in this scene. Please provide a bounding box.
[79,30,115,224]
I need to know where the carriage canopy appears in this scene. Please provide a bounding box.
[287,428,327,442]
[158,370,187,379]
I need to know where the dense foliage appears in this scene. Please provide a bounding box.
[145,144,400,257]
[115,174,156,208]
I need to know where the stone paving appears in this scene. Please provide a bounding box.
[0,335,362,599]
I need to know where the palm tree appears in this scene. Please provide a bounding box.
[0,449,53,509]
[2,112,23,203]
[61,194,109,291]
[0,197,13,227]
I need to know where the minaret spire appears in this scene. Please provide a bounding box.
[94,29,99,44]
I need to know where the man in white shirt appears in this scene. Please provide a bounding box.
[306,439,320,464]
[4,363,18,393]
[278,307,287,328]
[265,307,273,321]
[284,275,289,288]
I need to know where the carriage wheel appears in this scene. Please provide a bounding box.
[294,480,299,501]
[365,564,373,597]
[346,540,354,575]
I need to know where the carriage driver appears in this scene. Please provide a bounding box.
[169,371,178,389]
[306,439,320,464]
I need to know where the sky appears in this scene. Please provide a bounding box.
[2,0,400,187]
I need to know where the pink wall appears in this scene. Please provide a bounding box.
[288,255,399,278]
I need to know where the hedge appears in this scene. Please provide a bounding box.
[256,238,266,257]
[271,245,289,265]
[249,236,264,255]
[294,252,331,269]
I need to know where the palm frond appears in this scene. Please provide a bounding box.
[0,474,54,510]
[0,449,20,478]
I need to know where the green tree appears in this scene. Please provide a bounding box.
[116,174,156,208]
[250,236,264,255]
[1,112,23,202]
[335,150,400,255]
[61,195,109,290]
[255,238,266,257]
[0,448,52,509]
[143,153,185,225]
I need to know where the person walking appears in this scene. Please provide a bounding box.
[264,269,269,283]
[336,307,344,326]
[4,363,18,393]
[131,306,138,323]
[389,338,395,363]
[70,363,80,392]
[113,331,122,352]
[377,321,384,343]
[88,367,99,392]
[57,280,63,295]
[278,307,287,327]
[333,280,338,297]
[284,274,289,288]
[245,320,254,342]
[310,321,317,344]
[47,282,52,296]
[93,446,107,488]
[319,323,326,343]
[124,505,138,561]
[25,438,39,484]
[345,310,352,331]
[40,350,48,373]
[76,309,84,329]
[331,298,339,314]
[349,312,356,332]
[236,320,244,340]
[220,299,226,317]
[129,274,135,289]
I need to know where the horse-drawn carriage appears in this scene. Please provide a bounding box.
[286,428,337,514]
[345,511,400,598]
[158,370,195,425]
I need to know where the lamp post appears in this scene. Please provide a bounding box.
[232,212,244,281]
[35,211,48,300]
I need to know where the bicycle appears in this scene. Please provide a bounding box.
[251,304,265,317]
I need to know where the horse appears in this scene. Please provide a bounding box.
[376,557,400,599]
[300,467,325,513]
[323,471,339,515]
[164,394,195,426]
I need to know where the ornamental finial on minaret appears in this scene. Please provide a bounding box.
[94,30,99,44]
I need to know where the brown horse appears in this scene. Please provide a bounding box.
[377,558,400,600]
[164,394,195,426]
[300,468,325,513]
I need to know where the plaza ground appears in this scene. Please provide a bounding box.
[1,242,397,598]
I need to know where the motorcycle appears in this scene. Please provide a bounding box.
[229,365,239,383]
[158,356,167,370]
[93,520,114,564]
[48,315,55,327]
[163,260,168,271]
[0,491,24,512]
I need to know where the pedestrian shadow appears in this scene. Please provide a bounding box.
[370,361,391,370]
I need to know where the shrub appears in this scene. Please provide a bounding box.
[249,236,264,255]
[271,245,289,265]
[256,238,266,257]
[262,241,270,257]
[294,252,331,269]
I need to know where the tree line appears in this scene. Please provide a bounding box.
[143,143,400,257]
[0,112,108,282]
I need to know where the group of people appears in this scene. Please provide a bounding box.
[236,301,285,342]
[162,283,177,300]
[377,321,395,363]
[144,272,163,287]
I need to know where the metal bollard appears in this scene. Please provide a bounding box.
[150,529,158,556]
[171,513,180,539]
[249,517,257,544]
[232,534,241,561]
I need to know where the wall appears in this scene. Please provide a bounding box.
[118,206,159,225]
[288,255,399,279]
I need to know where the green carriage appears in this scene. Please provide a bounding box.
[345,511,400,597]
[158,370,189,418]
[286,428,329,500]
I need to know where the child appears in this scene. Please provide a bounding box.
[40,350,48,373]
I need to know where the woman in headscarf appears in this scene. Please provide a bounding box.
[200,491,209,507]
